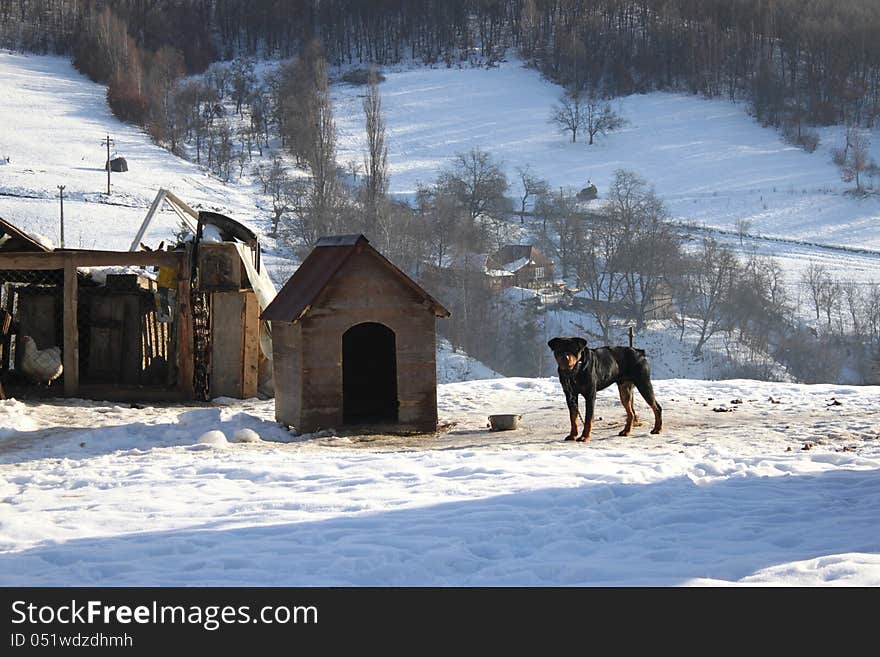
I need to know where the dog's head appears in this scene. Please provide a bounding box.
[548,337,588,372]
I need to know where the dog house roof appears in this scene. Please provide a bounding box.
[261,234,450,323]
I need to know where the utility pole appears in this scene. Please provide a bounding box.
[101,134,114,195]
[57,185,66,248]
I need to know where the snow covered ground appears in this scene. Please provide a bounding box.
[1,378,878,586]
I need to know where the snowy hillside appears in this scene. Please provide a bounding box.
[2,51,879,382]
[334,59,880,251]
[0,52,278,267]
[3,51,876,289]
[437,338,503,383]
[1,378,878,586]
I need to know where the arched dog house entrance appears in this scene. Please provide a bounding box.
[343,322,398,423]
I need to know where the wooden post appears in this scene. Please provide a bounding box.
[1,292,12,375]
[63,255,79,396]
[58,185,65,248]
[176,251,194,398]
[0,308,10,400]
[628,326,634,348]
[102,134,114,195]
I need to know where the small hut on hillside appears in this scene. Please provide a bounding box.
[262,235,450,434]
[106,156,128,172]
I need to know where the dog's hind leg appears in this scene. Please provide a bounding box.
[617,382,635,436]
[635,379,662,434]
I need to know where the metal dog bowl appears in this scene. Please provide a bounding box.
[488,414,522,431]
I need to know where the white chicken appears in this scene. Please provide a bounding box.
[20,335,63,385]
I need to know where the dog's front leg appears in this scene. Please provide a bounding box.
[578,386,596,442]
[564,387,579,440]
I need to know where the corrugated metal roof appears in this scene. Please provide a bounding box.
[261,234,450,323]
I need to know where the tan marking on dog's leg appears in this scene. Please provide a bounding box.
[650,402,662,434]
[618,383,635,436]
[578,417,593,443]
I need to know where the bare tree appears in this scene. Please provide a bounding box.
[568,170,684,338]
[276,41,339,240]
[536,188,581,281]
[801,262,832,323]
[416,183,467,269]
[550,88,586,143]
[230,57,256,116]
[837,127,875,193]
[362,67,389,230]
[683,237,740,355]
[582,93,626,145]
[574,212,626,342]
[735,217,752,245]
[841,281,864,337]
[436,148,511,251]
[515,165,549,223]
[602,170,681,330]
[255,157,293,236]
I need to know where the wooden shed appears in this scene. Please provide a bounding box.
[0,206,275,403]
[261,235,450,434]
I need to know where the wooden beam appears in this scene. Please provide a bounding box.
[63,255,79,397]
[176,250,194,399]
[0,250,185,270]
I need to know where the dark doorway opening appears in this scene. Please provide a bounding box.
[343,322,398,423]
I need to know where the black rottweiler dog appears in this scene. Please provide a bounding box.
[548,337,662,442]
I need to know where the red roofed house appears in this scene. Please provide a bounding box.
[489,244,555,289]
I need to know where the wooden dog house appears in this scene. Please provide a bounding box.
[262,235,450,434]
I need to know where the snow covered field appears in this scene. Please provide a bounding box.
[334,59,880,252]
[2,378,878,586]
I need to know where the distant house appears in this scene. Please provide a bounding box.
[489,244,555,289]
[425,252,514,291]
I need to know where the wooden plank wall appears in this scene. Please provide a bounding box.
[62,257,79,395]
[271,321,302,428]
[210,290,259,399]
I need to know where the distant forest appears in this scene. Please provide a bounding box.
[2,0,880,130]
